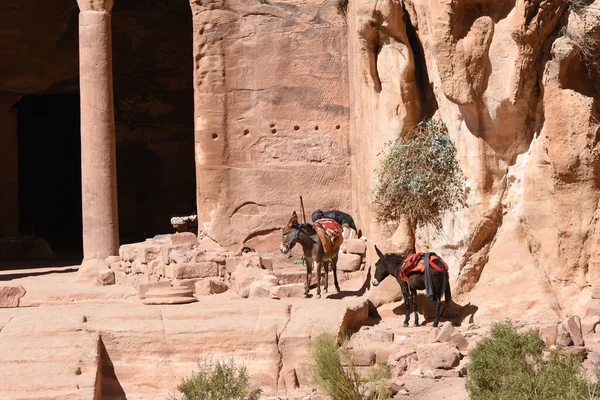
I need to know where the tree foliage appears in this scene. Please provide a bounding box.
[372,118,467,230]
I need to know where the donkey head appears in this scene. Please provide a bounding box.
[372,245,404,286]
[280,211,299,256]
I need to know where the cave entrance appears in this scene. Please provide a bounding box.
[15,93,83,258]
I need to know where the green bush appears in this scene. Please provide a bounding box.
[172,359,261,400]
[372,118,467,230]
[310,334,362,400]
[467,321,599,400]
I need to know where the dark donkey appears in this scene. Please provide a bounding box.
[371,246,451,327]
[280,211,340,298]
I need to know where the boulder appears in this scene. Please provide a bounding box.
[557,323,574,347]
[352,328,394,343]
[248,281,277,298]
[448,333,469,354]
[231,268,270,298]
[345,239,367,255]
[195,278,229,295]
[337,253,362,272]
[539,324,558,345]
[417,343,460,370]
[366,276,402,307]
[563,316,584,346]
[269,283,305,298]
[436,321,455,343]
[0,285,26,308]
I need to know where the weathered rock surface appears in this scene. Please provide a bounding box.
[195,278,229,295]
[417,343,461,370]
[0,285,26,308]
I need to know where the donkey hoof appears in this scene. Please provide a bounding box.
[335,286,341,293]
[304,293,309,299]
[414,322,420,327]
[316,294,321,299]
[403,322,409,327]
[323,288,328,294]
[433,322,439,328]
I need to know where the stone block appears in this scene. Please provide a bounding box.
[261,257,274,270]
[165,264,174,279]
[231,268,268,298]
[448,333,469,354]
[352,346,376,366]
[417,343,460,370]
[226,256,241,273]
[248,280,276,298]
[345,239,367,255]
[136,245,161,264]
[169,249,193,264]
[557,323,574,347]
[97,269,115,286]
[171,232,198,246]
[436,321,455,343]
[173,262,219,279]
[195,278,229,295]
[0,285,26,308]
[337,252,362,272]
[120,244,136,262]
[353,328,394,343]
[269,283,305,298]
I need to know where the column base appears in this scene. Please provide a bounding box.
[76,258,115,286]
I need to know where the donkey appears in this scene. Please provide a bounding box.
[371,245,451,327]
[280,211,340,298]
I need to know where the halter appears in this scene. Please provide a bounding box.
[287,224,317,249]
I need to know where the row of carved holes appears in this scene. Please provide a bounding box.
[213,125,342,139]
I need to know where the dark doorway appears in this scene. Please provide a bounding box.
[15,94,82,257]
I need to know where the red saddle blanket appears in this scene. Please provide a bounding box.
[399,252,448,283]
[314,218,344,256]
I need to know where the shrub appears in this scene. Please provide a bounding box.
[309,334,362,400]
[569,0,591,15]
[467,321,599,400]
[372,118,467,230]
[257,0,270,4]
[364,363,392,400]
[172,359,261,400]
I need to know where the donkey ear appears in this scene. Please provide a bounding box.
[374,245,385,259]
[288,211,298,225]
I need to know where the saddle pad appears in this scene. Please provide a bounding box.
[314,218,344,256]
[399,252,447,282]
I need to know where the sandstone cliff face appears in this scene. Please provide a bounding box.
[349,0,600,321]
[189,0,351,251]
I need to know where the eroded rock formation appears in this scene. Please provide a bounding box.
[349,0,600,321]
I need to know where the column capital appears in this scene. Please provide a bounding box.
[76,0,114,12]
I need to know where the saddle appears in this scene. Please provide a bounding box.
[314,218,344,256]
[399,252,448,283]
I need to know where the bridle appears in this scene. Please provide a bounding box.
[286,224,317,248]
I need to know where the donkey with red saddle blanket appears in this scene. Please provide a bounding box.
[280,211,344,298]
[371,246,451,327]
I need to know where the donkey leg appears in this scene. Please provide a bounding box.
[332,257,341,292]
[412,289,419,327]
[304,258,313,298]
[323,261,329,294]
[433,298,441,328]
[315,261,322,299]
[401,284,410,327]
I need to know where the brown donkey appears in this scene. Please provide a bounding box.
[280,211,341,298]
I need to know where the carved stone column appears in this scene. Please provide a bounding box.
[76,0,119,279]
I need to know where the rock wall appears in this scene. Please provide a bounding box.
[349,0,600,321]
[190,0,351,251]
